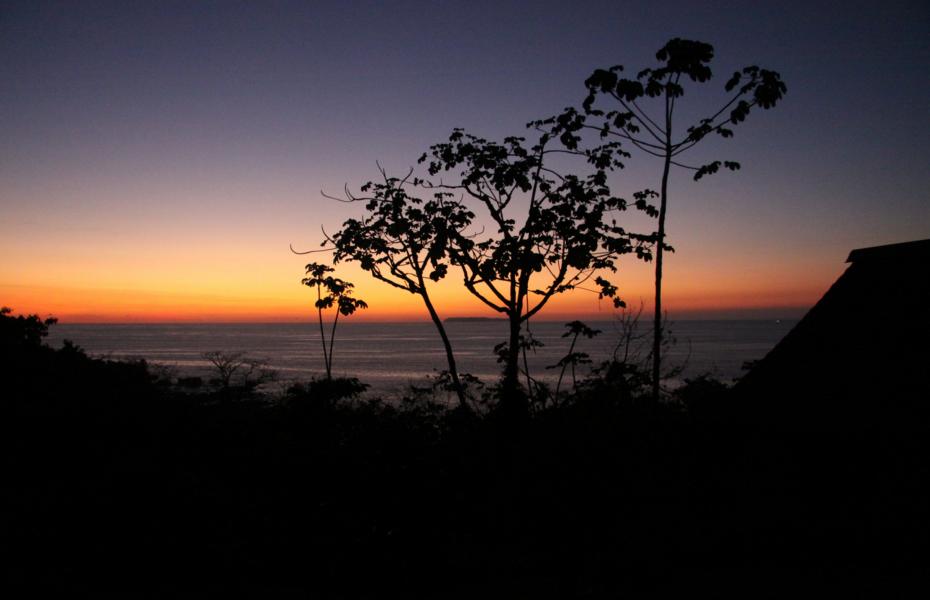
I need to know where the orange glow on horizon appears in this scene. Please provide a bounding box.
[1,211,844,323]
[2,255,836,323]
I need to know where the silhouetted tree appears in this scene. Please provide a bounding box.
[320,168,473,408]
[542,38,786,401]
[421,129,654,405]
[302,263,368,380]
[202,350,276,395]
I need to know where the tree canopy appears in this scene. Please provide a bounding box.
[415,126,655,399]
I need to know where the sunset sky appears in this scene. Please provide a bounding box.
[2,0,928,323]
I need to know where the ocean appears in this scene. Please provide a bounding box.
[44,319,795,397]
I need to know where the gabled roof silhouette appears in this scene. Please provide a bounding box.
[737,239,930,422]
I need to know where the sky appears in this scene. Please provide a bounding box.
[1,0,928,322]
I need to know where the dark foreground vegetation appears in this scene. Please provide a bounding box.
[2,310,928,596]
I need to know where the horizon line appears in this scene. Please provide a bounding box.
[48,316,805,326]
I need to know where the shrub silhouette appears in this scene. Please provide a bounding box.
[285,376,369,412]
[0,305,57,353]
[548,320,602,398]
[202,350,276,399]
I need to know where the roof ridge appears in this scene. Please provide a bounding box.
[846,239,930,263]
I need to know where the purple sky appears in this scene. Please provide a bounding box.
[1,0,928,321]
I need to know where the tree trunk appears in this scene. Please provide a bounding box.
[652,138,672,403]
[652,88,673,403]
[421,292,468,409]
[327,310,340,380]
[317,287,331,380]
[497,313,529,434]
[502,314,522,397]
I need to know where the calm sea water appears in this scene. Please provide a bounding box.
[45,320,794,396]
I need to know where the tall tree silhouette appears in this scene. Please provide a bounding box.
[302,263,368,380]
[320,168,474,408]
[542,38,786,401]
[421,128,654,405]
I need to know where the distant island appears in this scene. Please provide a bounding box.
[444,316,504,323]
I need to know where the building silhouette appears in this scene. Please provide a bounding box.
[738,239,930,425]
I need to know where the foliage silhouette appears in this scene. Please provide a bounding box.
[548,320,602,398]
[285,376,370,413]
[319,168,472,408]
[301,262,368,380]
[422,369,486,408]
[0,305,57,351]
[538,38,786,401]
[419,128,655,407]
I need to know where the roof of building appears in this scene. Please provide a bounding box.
[846,238,930,264]
[736,239,930,424]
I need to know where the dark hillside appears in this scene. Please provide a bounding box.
[2,307,927,595]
